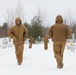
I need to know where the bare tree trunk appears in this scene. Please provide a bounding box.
[5,1,25,28]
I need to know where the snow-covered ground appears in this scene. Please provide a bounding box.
[0,39,76,75]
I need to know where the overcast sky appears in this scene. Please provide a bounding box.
[0,0,76,26]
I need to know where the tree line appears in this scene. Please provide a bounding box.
[0,15,48,41]
[1,2,76,40]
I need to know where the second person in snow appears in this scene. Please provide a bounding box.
[48,15,71,69]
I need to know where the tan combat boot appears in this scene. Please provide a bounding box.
[57,60,64,69]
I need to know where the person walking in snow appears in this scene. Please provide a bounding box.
[43,35,49,50]
[48,15,71,69]
[29,36,34,48]
[8,17,28,65]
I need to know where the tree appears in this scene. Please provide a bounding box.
[0,26,2,29]
[24,10,48,41]
[63,10,75,26]
[31,15,43,41]
[2,22,8,29]
[71,24,76,39]
[24,23,32,37]
[5,9,15,28]
[5,1,25,28]
[0,22,8,37]
[15,1,25,23]
[37,9,48,26]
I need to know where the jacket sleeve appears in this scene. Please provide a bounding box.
[8,27,18,42]
[47,26,53,38]
[8,27,15,39]
[66,25,71,38]
[23,26,28,41]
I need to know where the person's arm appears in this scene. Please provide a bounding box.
[47,26,53,38]
[8,27,17,41]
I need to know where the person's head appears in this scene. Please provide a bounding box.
[15,17,22,25]
[55,15,63,24]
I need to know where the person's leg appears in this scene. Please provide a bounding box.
[61,42,66,60]
[44,42,47,50]
[46,42,48,49]
[15,44,24,65]
[31,43,32,48]
[14,44,19,63]
[29,43,32,48]
[59,42,66,68]
[53,42,61,59]
[53,42,63,68]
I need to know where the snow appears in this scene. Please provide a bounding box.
[0,39,76,75]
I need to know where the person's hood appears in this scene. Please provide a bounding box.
[55,15,63,23]
[15,17,22,25]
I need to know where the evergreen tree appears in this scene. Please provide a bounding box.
[31,15,43,41]
[24,23,32,37]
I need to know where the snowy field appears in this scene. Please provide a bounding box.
[0,38,76,75]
